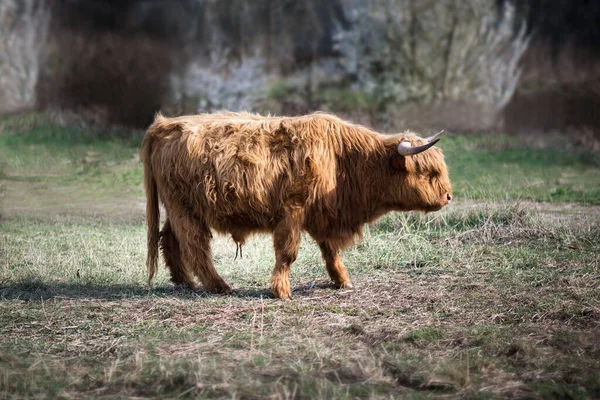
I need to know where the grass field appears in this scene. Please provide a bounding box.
[1,114,599,399]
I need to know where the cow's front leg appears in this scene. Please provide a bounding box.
[271,214,302,299]
[318,240,354,289]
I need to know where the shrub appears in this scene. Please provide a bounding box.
[0,0,50,114]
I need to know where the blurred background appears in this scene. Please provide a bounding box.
[1,0,599,143]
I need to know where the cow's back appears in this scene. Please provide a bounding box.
[145,113,339,232]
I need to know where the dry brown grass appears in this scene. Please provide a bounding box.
[1,201,599,398]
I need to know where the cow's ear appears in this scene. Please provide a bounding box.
[390,153,408,172]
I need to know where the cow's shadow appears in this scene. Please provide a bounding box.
[0,280,341,302]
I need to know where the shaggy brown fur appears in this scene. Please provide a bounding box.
[140,112,452,299]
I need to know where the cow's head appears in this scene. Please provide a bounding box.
[387,130,452,212]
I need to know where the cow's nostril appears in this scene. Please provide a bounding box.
[447,193,453,201]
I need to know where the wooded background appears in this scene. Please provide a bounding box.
[1,0,599,136]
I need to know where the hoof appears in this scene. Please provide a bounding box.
[169,278,198,290]
[271,279,292,300]
[271,288,292,300]
[337,281,354,290]
[212,283,232,295]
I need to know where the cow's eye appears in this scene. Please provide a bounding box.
[429,172,439,182]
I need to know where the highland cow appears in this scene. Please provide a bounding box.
[140,112,452,299]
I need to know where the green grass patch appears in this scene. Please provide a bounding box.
[0,117,143,190]
[442,134,600,204]
[402,327,442,344]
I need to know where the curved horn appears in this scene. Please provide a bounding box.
[424,129,444,143]
[397,139,440,156]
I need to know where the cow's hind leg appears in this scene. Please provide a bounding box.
[169,214,232,295]
[271,214,302,299]
[318,240,354,289]
[160,218,196,288]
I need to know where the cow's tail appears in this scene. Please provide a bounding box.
[140,119,161,287]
